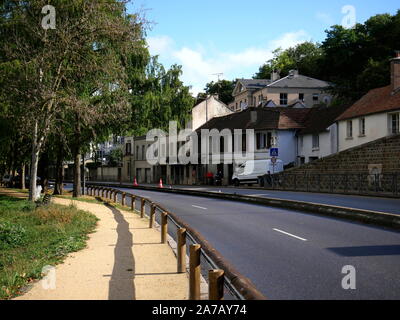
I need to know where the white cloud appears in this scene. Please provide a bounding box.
[147,35,174,56]
[146,30,311,95]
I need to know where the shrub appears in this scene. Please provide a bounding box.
[0,222,27,249]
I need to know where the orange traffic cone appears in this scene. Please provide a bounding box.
[133,178,138,187]
[159,178,163,188]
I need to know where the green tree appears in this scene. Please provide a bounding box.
[202,80,235,105]
[128,56,195,136]
[0,0,148,200]
[254,42,323,79]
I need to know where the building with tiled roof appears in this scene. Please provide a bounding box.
[297,104,351,164]
[336,52,400,152]
[228,70,333,112]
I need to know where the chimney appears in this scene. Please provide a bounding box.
[271,72,280,82]
[391,50,400,93]
[288,69,299,78]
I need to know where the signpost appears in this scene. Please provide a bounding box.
[270,148,279,177]
[270,148,279,157]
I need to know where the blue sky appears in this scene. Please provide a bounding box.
[127,0,399,95]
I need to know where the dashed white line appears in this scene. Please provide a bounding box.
[192,205,207,210]
[273,228,308,241]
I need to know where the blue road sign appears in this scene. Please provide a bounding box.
[270,148,279,157]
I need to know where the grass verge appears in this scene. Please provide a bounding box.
[0,194,98,300]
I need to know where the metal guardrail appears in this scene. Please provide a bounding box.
[87,185,266,300]
[263,173,399,198]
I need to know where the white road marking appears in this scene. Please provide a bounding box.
[192,205,208,210]
[273,228,307,241]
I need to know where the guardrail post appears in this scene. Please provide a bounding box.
[177,228,186,273]
[113,190,117,203]
[131,196,136,211]
[189,244,201,300]
[161,211,168,244]
[101,187,105,198]
[209,269,225,300]
[122,193,126,206]
[140,199,145,218]
[149,204,155,228]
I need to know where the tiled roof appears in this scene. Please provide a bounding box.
[299,104,351,135]
[336,85,400,121]
[267,74,330,89]
[196,107,311,132]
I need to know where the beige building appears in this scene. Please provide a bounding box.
[191,95,233,130]
[336,52,400,152]
[228,70,332,112]
[122,136,154,184]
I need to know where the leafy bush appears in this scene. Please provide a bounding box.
[0,222,27,249]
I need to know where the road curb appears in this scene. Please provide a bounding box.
[88,182,400,231]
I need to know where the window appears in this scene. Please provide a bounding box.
[299,136,304,149]
[347,120,353,138]
[125,142,132,155]
[256,133,266,150]
[359,118,366,136]
[142,145,145,160]
[136,146,139,160]
[312,134,319,149]
[389,113,400,134]
[299,93,304,102]
[313,93,319,102]
[280,93,288,105]
[256,132,272,150]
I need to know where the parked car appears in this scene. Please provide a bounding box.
[232,159,284,187]
[10,175,41,189]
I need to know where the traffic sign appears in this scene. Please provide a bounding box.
[270,148,279,157]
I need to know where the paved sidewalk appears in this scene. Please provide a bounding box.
[13,197,188,300]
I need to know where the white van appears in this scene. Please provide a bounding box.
[232,159,284,186]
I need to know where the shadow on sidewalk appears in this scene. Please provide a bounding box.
[104,202,136,300]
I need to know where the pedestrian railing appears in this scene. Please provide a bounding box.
[264,173,399,197]
[87,185,266,300]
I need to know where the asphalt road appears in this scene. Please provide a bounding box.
[88,182,400,214]
[108,186,400,300]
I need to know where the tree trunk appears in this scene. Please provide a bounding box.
[29,121,40,201]
[73,112,81,198]
[53,144,64,195]
[21,164,25,190]
[73,151,81,198]
[40,151,49,194]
